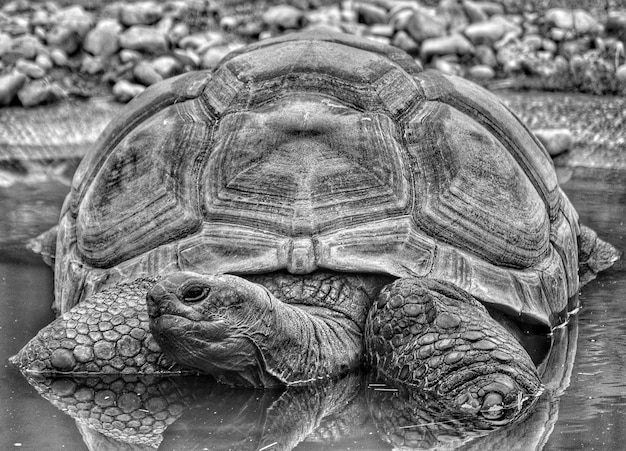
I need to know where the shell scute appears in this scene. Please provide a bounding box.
[77,100,214,267]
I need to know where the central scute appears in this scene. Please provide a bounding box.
[204,95,409,235]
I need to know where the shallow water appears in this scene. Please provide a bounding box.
[0,166,624,450]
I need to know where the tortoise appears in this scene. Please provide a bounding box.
[13,31,619,422]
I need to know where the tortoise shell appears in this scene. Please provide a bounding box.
[54,31,580,329]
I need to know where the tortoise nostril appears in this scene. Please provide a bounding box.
[147,284,168,303]
[181,285,210,304]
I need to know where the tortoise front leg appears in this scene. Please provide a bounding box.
[365,278,541,421]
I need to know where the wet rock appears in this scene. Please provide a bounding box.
[15,58,46,78]
[545,8,602,35]
[83,19,122,57]
[533,128,573,157]
[0,72,27,106]
[120,1,163,26]
[150,55,183,78]
[468,64,495,79]
[606,11,626,42]
[391,30,419,54]
[17,80,66,107]
[112,80,145,103]
[354,2,387,25]
[406,8,447,43]
[133,61,163,86]
[421,33,474,61]
[464,17,521,45]
[119,26,169,54]
[262,5,305,30]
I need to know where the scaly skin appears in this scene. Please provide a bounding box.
[10,278,188,376]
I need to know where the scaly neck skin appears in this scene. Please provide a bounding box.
[235,283,366,386]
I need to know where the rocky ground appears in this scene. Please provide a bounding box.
[0,0,626,110]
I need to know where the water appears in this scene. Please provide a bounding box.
[0,166,624,450]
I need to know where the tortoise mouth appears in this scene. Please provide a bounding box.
[150,313,230,342]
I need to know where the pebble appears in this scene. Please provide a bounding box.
[49,48,68,67]
[421,33,474,61]
[133,61,163,86]
[119,26,169,54]
[200,46,230,70]
[6,34,41,61]
[545,8,602,35]
[120,1,163,27]
[617,64,626,85]
[15,58,46,78]
[0,72,27,105]
[391,30,419,54]
[533,128,574,157]
[0,32,11,56]
[464,17,521,45]
[83,19,122,57]
[468,64,495,79]
[354,2,387,25]
[112,79,145,103]
[606,11,626,42]
[50,5,94,39]
[17,80,66,107]
[150,55,183,78]
[80,55,104,75]
[406,8,447,43]
[262,5,305,30]
[463,0,488,23]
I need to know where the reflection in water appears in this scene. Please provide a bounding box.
[17,317,577,450]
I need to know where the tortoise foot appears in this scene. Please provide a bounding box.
[365,278,541,421]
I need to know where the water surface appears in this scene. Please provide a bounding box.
[0,166,624,450]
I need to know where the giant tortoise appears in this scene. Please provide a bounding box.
[13,31,619,422]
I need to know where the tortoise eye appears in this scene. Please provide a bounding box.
[181,285,209,303]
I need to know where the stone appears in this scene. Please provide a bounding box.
[474,44,497,67]
[471,1,503,16]
[354,2,387,25]
[462,0,488,23]
[369,24,395,38]
[172,48,200,68]
[35,53,53,71]
[80,55,104,75]
[17,80,66,107]
[545,8,602,35]
[432,57,463,76]
[522,34,543,51]
[606,11,626,42]
[46,26,81,55]
[119,26,169,54]
[464,17,521,45]
[533,128,574,157]
[120,1,163,26]
[6,34,41,61]
[150,55,182,78]
[262,5,305,30]
[391,30,419,54]
[50,48,69,67]
[112,80,146,103]
[168,22,190,45]
[437,0,468,33]
[542,38,558,54]
[200,46,230,70]
[406,8,447,43]
[83,19,122,57]
[561,38,591,60]
[15,58,46,78]
[119,49,142,64]
[421,34,474,61]
[133,61,163,86]
[615,64,626,86]
[0,72,27,106]
[468,64,495,79]
[387,4,415,30]
[0,32,11,57]
[50,5,94,38]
